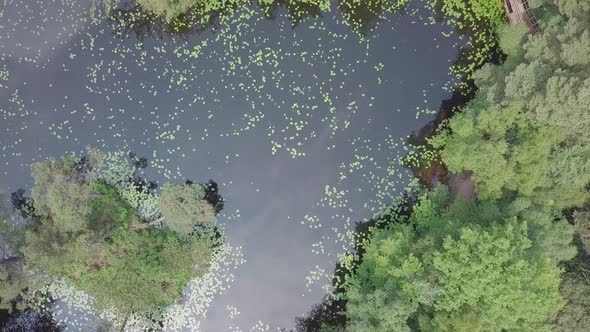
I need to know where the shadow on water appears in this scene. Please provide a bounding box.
[287,192,417,332]
[109,4,228,41]
[263,0,324,28]
[109,0,409,40]
[0,308,63,332]
[1,150,226,331]
[401,84,475,189]
[403,30,506,189]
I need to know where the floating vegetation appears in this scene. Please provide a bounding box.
[0,0,462,329]
[429,0,505,88]
[0,148,244,330]
[99,0,411,38]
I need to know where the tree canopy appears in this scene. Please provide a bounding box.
[429,2,590,208]
[299,3,590,330]
[159,182,216,236]
[343,189,573,331]
[430,100,568,203]
[0,148,225,325]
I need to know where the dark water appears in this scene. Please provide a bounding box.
[0,0,460,330]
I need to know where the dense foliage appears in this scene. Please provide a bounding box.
[476,3,590,141]
[137,0,243,24]
[344,189,572,331]
[0,309,63,332]
[430,100,569,203]
[431,1,590,208]
[555,255,590,331]
[296,1,590,331]
[0,148,224,324]
[159,182,216,236]
[132,0,406,25]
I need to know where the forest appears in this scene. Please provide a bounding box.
[1,0,589,331]
[1,148,225,330]
[295,0,590,331]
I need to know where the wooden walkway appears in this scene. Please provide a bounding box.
[504,0,540,33]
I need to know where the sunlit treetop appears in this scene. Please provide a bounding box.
[2,148,225,321]
[344,187,574,332]
[473,1,590,142]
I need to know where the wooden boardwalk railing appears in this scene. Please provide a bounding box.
[505,0,541,33]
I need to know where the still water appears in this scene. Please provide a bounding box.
[0,0,460,330]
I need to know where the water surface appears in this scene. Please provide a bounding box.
[0,1,460,330]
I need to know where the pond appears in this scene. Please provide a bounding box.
[0,0,460,330]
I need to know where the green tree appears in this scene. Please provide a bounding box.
[30,157,93,234]
[553,214,590,332]
[136,0,244,23]
[540,144,590,208]
[431,0,590,208]
[344,224,425,332]
[0,262,28,312]
[428,221,563,331]
[553,0,590,20]
[158,182,216,236]
[429,101,569,204]
[138,0,201,22]
[0,201,32,313]
[343,190,571,331]
[473,2,590,142]
[497,23,529,59]
[70,229,212,316]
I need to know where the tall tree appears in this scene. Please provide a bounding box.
[30,156,93,234]
[343,189,573,331]
[429,100,579,206]
[158,182,216,236]
[473,0,590,142]
[0,149,223,325]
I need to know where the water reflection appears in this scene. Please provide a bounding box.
[0,0,460,329]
